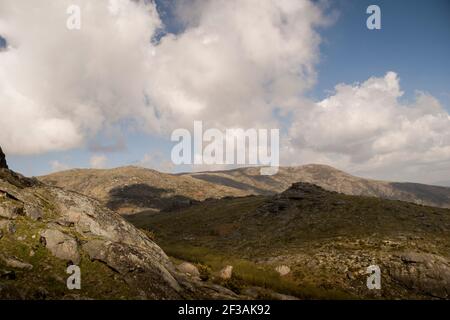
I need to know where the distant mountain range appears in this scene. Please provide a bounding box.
[40,164,450,213]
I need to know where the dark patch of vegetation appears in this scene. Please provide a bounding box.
[107,183,198,212]
[191,174,272,194]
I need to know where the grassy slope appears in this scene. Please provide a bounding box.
[126,191,450,299]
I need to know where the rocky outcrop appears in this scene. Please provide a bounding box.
[40,229,80,265]
[219,266,233,280]
[0,147,7,169]
[258,182,331,214]
[177,262,200,277]
[389,251,450,299]
[0,168,236,300]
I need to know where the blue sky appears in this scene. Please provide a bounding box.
[311,0,450,107]
[6,0,450,178]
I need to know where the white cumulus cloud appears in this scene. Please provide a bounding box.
[1,1,450,182]
[286,72,450,182]
[0,0,162,154]
[0,0,324,154]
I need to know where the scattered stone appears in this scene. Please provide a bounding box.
[25,206,43,221]
[0,220,15,234]
[1,256,33,270]
[219,265,233,280]
[177,262,200,277]
[275,265,291,276]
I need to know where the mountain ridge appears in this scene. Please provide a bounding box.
[39,164,450,212]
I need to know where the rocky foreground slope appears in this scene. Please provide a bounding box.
[128,183,450,299]
[40,165,450,214]
[0,152,235,299]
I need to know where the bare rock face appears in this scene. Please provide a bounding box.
[0,146,7,169]
[40,229,80,265]
[389,251,450,299]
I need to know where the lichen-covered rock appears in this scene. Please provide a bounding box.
[40,229,80,265]
[83,239,182,299]
[389,251,450,299]
[0,201,23,219]
[24,206,43,221]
